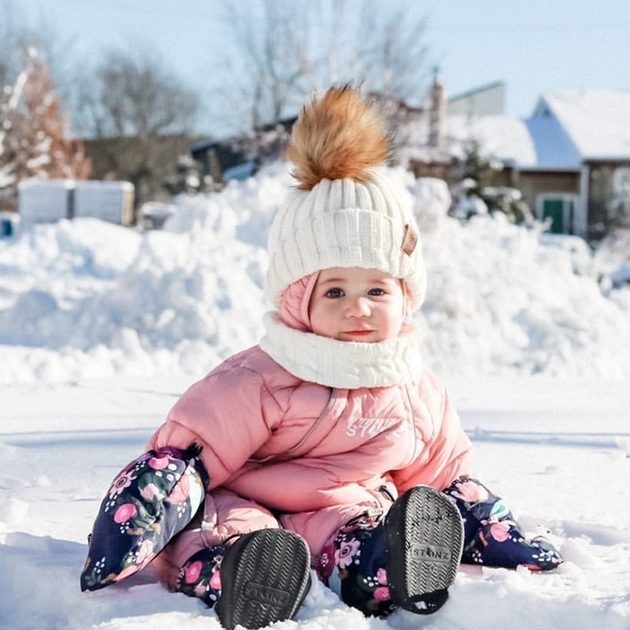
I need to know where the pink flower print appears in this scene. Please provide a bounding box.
[185,560,203,584]
[335,538,360,569]
[374,586,391,601]
[318,547,335,579]
[108,470,136,500]
[166,473,190,504]
[148,455,170,470]
[376,568,388,585]
[451,479,489,504]
[140,482,164,502]
[114,502,138,524]
[373,567,391,600]
[488,521,511,542]
[210,569,222,591]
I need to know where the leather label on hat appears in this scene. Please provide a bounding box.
[401,224,418,255]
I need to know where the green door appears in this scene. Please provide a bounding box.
[542,199,564,233]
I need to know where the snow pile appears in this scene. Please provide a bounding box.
[1,165,629,384]
[418,213,630,378]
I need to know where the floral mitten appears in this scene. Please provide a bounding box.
[443,476,563,571]
[81,445,208,591]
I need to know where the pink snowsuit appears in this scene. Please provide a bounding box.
[147,344,472,589]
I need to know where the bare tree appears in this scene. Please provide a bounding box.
[212,0,431,132]
[72,48,202,212]
[355,1,430,103]
[74,48,200,139]
[214,0,315,131]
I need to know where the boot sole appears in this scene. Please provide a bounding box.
[216,529,311,630]
[384,485,464,613]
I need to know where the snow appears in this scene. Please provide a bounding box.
[447,114,537,167]
[1,377,629,629]
[400,114,537,168]
[1,163,630,628]
[2,165,629,384]
[524,113,582,170]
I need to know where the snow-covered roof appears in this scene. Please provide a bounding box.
[448,114,537,167]
[524,113,582,170]
[443,90,630,170]
[399,113,537,168]
[533,90,630,161]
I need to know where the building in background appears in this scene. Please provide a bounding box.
[522,91,630,238]
[189,82,630,241]
[407,86,630,239]
[191,118,296,185]
[448,81,506,117]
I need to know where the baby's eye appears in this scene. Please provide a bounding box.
[325,287,344,298]
[368,288,385,296]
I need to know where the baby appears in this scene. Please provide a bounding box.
[81,87,562,629]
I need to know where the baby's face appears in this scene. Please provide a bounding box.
[308,267,405,342]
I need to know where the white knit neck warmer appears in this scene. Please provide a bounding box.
[259,312,423,389]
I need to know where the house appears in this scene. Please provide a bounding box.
[522,91,630,238]
[191,118,296,184]
[84,133,197,212]
[445,90,630,239]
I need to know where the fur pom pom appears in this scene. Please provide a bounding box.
[286,86,390,190]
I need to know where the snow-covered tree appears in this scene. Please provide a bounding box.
[0,48,90,212]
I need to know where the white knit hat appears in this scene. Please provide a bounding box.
[265,87,426,311]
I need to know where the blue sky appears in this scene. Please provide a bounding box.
[14,0,630,135]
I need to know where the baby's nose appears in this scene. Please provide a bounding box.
[346,297,371,317]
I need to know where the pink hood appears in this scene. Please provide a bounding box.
[278,272,319,332]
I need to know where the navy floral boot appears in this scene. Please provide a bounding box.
[443,476,563,571]
[177,545,225,607]
[216,529,311,630]
[178,530,311,629]
[318,486,464,617]
[318,510,396,617]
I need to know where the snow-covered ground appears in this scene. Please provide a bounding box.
[1,376,629,629]
[1,164,629,628]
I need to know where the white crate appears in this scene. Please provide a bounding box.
[18,179,70,226]
[75,181,134,225]
[18,179,135,226]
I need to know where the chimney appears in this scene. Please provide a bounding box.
[428,67,447,150]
